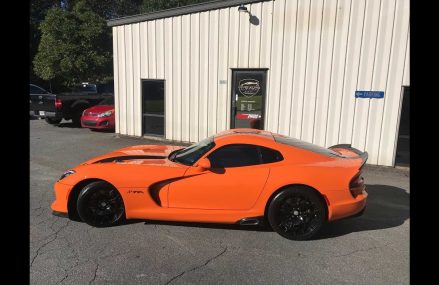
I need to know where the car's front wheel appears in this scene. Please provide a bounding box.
[267,186,327,240]
[77,181,125,227]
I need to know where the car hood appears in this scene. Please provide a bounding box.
[84,105,114,114]
[81,145,185,166]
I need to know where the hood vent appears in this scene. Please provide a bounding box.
[94,155,166,164]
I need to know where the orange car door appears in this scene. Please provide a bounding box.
[168,144,270,210]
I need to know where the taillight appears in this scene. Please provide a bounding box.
[55,98,62,110]
[349,172,365,198]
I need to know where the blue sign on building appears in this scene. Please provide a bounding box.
[355,91,384,98]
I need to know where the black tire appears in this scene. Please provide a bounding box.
[45,117,62,124]
[76,181,125,227]
[71,111,82,127]
[267,186,327,240]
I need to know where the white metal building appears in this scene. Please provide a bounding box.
[108,0,410,166]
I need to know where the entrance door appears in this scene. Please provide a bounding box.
[231,69,267,129]
[142,80,165,136]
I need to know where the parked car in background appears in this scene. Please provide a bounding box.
[29,82,113,126]
[80,97,115,130]
[29,84,57,122]
[30,84,50,95]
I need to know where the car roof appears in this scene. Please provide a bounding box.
[214,128,275,142]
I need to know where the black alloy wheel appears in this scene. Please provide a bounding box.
[77,181,125,227]
[267,186,326,240]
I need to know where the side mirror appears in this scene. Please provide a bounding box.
[196,157,211,170]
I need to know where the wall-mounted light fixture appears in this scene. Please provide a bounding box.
[237,4,259,25]
[238,4,249,13]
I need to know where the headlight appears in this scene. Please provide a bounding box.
[59,170,75,181]
[98,110,114,118]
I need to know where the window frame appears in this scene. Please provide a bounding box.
[30,84,47,94]
[170,136,216,166]
[273,135,342,158]
[206,143,283,169]
[259,145,284,164]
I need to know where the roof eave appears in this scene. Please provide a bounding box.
[107,0,269,27]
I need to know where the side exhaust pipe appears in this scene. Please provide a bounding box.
[238,217,260,226]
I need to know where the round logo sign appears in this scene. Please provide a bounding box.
[238,79,260,97]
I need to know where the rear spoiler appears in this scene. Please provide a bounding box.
[329,144,368,168]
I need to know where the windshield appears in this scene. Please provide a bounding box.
[72,84,97,93]
[99,97,114,105]
[274,135,342,157]
[30,84,48,94]
[170,136,215,166]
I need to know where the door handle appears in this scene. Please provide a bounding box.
[232,94,238,114]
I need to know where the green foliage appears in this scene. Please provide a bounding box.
[63,0,144,19]
[140,0,211,13]
[30,0,60,87]
[33,1,112,87]
[32,0,213,89]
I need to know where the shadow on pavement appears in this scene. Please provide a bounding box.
[91,128,115,133]
[142,184,409,237]
[70,218,270,232]
[315,184,409,240]
[57,122,81,128]
[86,184,409,237]
[143,220,272,232]
[56,122,114,132]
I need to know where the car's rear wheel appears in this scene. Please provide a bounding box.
[45,117,62,124]
[267,186,326,240]
[77,181,125,227]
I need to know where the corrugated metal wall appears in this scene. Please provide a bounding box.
[112,0,409,166]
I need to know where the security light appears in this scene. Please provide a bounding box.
[238,4,248,13]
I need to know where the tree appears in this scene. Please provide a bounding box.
[140,0,211,14]
[62,0,144,19]
[33,0,112,87]
[30,0,60,88]
[31,0,212,90]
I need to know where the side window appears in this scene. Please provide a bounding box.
[30,85,46,94]
[260,146,284,164]
[208,144,260,168]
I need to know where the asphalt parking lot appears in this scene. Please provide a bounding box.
[30,119,409,285]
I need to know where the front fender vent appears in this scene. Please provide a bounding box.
[93,155,166,163]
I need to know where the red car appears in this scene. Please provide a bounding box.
[81,97,115,130]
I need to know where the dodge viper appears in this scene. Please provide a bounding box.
[51,129,368,240]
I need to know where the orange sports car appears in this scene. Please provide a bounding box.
[51,129,368,240]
